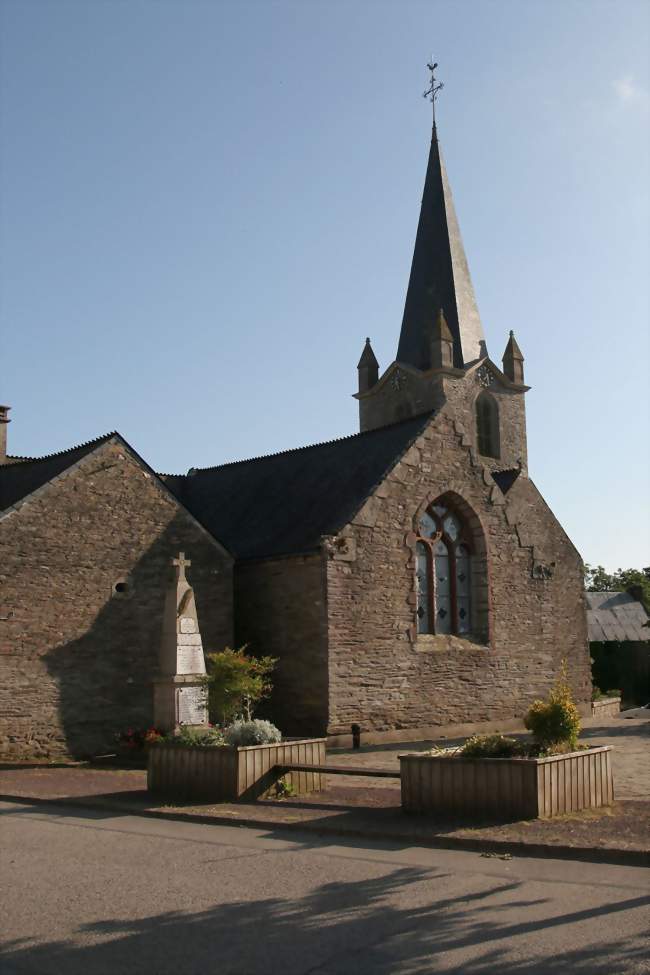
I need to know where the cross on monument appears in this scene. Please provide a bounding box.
[423,60,444,124]
[172,552,191,579]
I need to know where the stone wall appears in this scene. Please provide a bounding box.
[326,409,591,736]
[0,442,233,759]
[591,697,622,718]
[234,553,328,737]
[358,359,528,474]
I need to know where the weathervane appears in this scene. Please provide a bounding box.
[423,60,444,123]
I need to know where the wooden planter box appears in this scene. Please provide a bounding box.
[148,737,326,802]
[591,696,621,718]
[400,746,614,820]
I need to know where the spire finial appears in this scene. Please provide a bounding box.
[423,60,444,125]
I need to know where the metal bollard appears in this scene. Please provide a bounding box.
[351,723,361,749]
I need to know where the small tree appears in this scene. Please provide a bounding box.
[204,647,277,726]
[524,661,581,753]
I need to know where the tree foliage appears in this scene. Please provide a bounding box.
[584,564,650,610]
[203,647,277,726]
[524,661,581,752]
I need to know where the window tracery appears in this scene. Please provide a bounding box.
[415,501,473,636]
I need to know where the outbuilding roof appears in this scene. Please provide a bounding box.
[163,412,433,561]
[585,591,650,643]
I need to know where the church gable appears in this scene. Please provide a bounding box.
[0,438,232,759]
[325,410,590,737]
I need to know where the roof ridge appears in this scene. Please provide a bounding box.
[1,432,117,467]
[186,413,433,475]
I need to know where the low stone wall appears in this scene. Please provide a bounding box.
[400,746,614,820]
[591,697,621,718]
[148,738,327,802]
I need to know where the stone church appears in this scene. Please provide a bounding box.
[0,113,591,759]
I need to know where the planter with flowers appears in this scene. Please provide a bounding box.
[147,647,326,801]
[147,720,326,801]
[400,664,614,820]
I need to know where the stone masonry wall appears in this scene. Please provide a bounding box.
[326,410,591,736]
[235,553,328,737]
[358,359,528,474]
[0,442,233,759]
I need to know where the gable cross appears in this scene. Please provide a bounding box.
[172,552,191,580]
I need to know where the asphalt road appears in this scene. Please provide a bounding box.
[1,800,649,975]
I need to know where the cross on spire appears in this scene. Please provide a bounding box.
[423,60,444,125]
[172,552,191,579]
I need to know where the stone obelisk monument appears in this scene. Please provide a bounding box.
[153,552,209,730]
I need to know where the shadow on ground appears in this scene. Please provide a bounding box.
[1,846,648,975]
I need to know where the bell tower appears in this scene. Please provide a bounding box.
[353,63,529,470]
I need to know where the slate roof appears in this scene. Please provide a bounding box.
[397,125,485,370]
[586,591,650,643]
[0,434,115,512]
[163,412,433,561]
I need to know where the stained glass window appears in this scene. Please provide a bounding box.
[418,511,437,538]
[414,501,472,636]
[416,542,430,634]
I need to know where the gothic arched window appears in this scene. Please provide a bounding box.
[476,392,500,459]
[415,501,472,636]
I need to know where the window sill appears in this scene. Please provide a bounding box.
[414,633,489,653]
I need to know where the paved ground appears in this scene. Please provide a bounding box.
[1,800,649,975]
[0,717,648,862]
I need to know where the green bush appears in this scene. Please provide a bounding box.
[224,719,281,746]
[461,734,523,758]
[162,726,225,748]
[524,662,581,751]
[203,647,277,725]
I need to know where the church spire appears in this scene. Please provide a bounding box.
[397,64,485,371]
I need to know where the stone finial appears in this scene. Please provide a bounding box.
[502,330,525,384]
[357,337,379,393]
[430,309,454,369]
[0,405,10,465]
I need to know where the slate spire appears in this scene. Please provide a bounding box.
[397,119,485,371]
[502,330,525,384]
[357,337,379,393]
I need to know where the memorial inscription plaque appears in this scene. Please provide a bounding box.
[177,645,205,674]
[177,685,208,725]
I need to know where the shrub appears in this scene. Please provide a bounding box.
[204,647,277,725]
[524,662,581,751]
[461,734,523,758]
[224,719,281,747]
[162,726,225,748]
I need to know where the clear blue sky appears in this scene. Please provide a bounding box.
[1,0,648,572]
